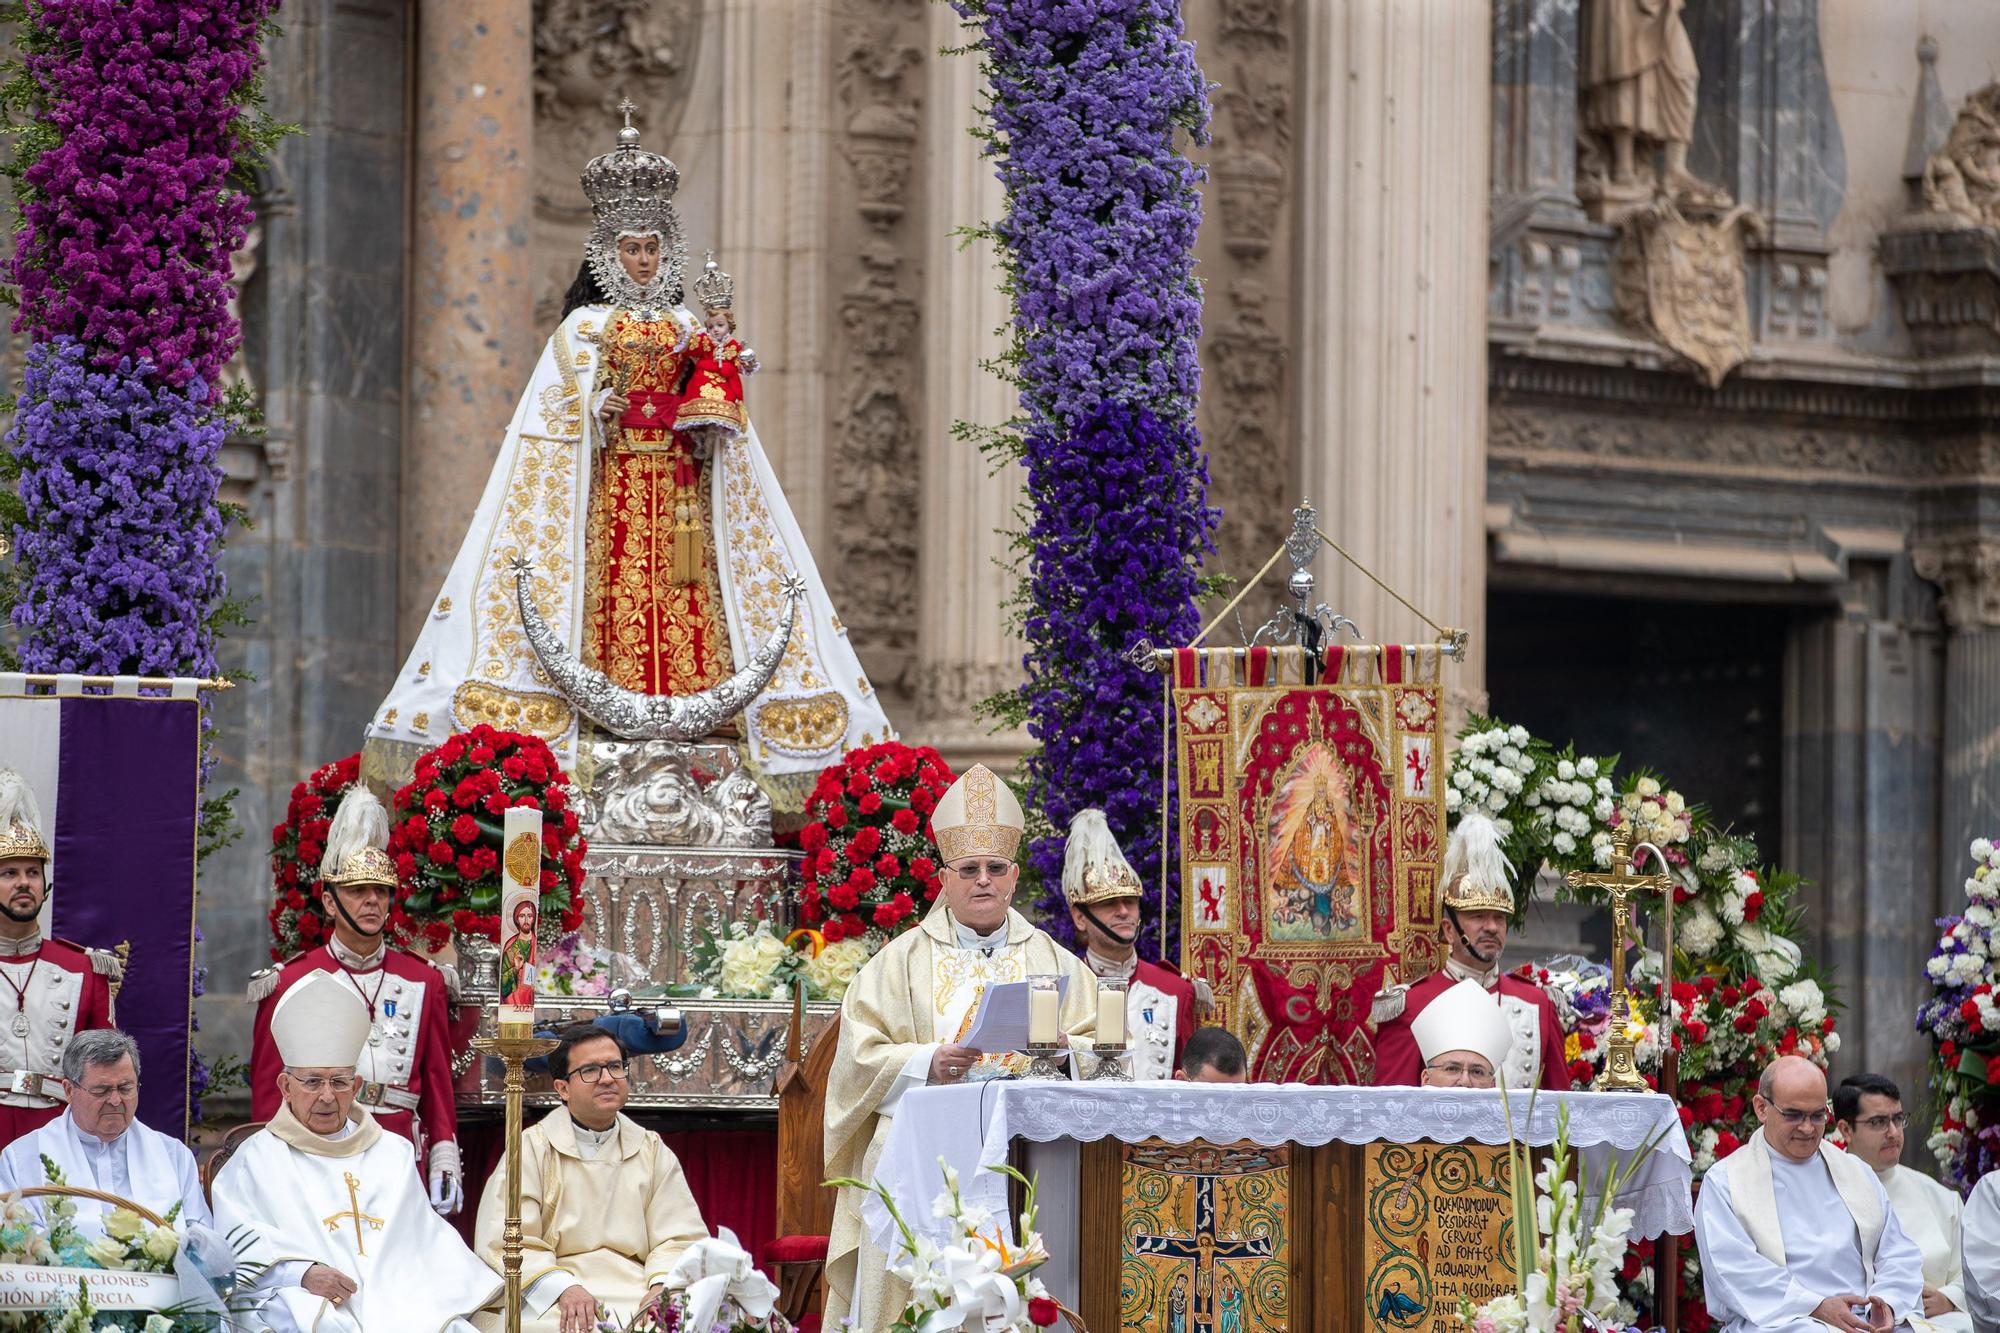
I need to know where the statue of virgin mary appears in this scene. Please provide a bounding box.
[363,106,892,796]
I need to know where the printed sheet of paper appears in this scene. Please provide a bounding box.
[961,975,1070,1052]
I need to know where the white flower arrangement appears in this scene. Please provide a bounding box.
[828,1159,1063,1333]
[1463,1105,1658,1333]
[803,937,873,1003]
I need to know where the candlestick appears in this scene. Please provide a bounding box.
[1095,977,1127,1048]
[473,1030,560,1333]
[1027,975,1060,1047]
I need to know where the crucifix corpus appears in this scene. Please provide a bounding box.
[1564,825,1676,1092]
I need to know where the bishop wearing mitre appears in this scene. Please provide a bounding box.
[823,764,1097,1329]
[212,972,499,1332]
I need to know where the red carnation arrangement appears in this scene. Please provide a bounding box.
[266,753,367,960]
[388,725,588,951]
[797,742,954,943]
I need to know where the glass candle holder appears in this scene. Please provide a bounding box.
[1027,974,1061,1047]
[1095,976,1128,1048]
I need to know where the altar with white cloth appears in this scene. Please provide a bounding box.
[868,1083,1693,1331]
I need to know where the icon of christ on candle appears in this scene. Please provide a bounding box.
[364,102,890,793]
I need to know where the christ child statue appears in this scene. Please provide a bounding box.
[674,251,757,439]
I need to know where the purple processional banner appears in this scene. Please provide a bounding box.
[0,692,200,1138]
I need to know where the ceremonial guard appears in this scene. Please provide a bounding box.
[248,786,464,1213]
[1369,812,1570,1091]
[0,771,119,1147]
[1062,808,1196,1080]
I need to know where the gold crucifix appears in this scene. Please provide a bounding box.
[321,1171,385,1255]
[1564,825,1675,1092]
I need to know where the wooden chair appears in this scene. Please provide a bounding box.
[198,1120,266,1205]
[764,989,840,1331]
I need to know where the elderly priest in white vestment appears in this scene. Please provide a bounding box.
[823,763,1097,1330]
[1835,1072,1972,1332]
[212,972,499,1332]
[0,1028,208,1236]
[1695,1055,1924,1332]
[473,1022,708,1333]
[1956,1163,2000,1332]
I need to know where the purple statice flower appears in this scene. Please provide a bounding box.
[9,0,276,386]
[8,338,228,677]
[952,2,1215,954]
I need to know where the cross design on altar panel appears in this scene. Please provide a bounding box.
[1124,1142,1284,1332]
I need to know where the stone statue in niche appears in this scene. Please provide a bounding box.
[1920,83,2000,228]
[1578,0,1727,218]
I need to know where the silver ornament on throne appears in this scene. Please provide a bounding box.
[453,565,829,1114]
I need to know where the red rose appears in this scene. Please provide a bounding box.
[1715,1130,1742,1158]
[395,853,417,878]
[827,805,848,830]
[1742,997,1768,1022]
[469,745,495,765]
[562,810,579,836]
[892,892,915,917]
[541,868,559,890]
[846,838,873,866]
[502,754,527,780]
[544,781,565,809]
[1677,1105,1695,1129]
[821,918,843,941]
[1821,1016,1835,1034]
[890,809,920,835]
[845,867,877,894]
[1720,985,1740,1007]
[1733,1013,1758,1034]
[800,824,828,852]
[1028,1297,1059,1328]
[829,883,861,911]
[484,792,509,816]
[423,790,448,813]
[1964,998,1982,1023]
[285,890,305,910]
[847,772,870,796]
[910,857,936,878]
[297,840,322,866]
[1741,974,1763,994]
[452,814,480,845]
[872,901,903,928]
[858,792,883,815]
[1683,1020,1708,1044]
[852,827,882,856]
[1742,890,1764,922]
[457,854,483,877]
[910,788,936,815]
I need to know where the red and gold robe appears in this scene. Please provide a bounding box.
[584,311,736,696]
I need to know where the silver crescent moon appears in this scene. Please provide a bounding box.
[511,561,804,741]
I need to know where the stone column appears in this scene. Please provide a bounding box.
[1916,538,2000,872]
[1294,1,1491,706]
[914,8,1028,772]
[402,0,536,648]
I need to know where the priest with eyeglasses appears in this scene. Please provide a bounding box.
[1835,1072,1970,1331]
[823,764,1097,1330]
[1694,1055,1924,1333]
[473,1022,708,1333]
[211,972,499,1332]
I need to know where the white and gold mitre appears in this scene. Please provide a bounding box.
[271,972,372,1069]
[1062,808,1142,907]
[1441,811,1515,915]
[1411,978,1516,1073]
[319,785,396,890]
[930,764,1024,864]
[0,770,49,865]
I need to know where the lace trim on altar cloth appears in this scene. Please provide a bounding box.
[863,1083,1696,1256]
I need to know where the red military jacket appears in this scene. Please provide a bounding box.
[249,942,459,1159]
[0,937,117,1141]
[1371,969,1573,1092]
[1088,954,1199,1080]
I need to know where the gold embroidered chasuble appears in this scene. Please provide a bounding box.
[822,905,1097,1329]
[471,1107,708,1333]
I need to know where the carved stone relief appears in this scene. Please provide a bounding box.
[1885,81,2000,357]
[1576,0,1726,221]
[825,5,927,688]
[1195,1,1296,590]
[530,0,703,326]
[1913,538,2000,630]
[1611,200,1764,388]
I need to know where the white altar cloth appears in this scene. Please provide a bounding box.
[866,1082,1694,1259]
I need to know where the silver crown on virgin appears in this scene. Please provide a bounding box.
[692,250,734,311]
[581,98,681,228]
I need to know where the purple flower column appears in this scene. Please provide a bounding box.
[954,1,1214,950]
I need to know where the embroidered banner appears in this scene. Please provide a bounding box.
[0,688,200,1136]
[1175,645,1446,1083]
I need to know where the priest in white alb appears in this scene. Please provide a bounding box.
[473,1022,709,1333]
[0,1028,208,1236]
[211,972,500,1332]
[1836,1072,1971,1331]
[822,764,1097,1329]
[1695,1055,1924,1332]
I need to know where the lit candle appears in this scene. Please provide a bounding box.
[1096,979,1127,1048]
[1028,977,1060,1047]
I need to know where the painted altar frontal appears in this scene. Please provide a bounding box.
[868,1084,1694,1333]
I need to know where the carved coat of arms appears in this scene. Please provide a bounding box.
[1613,200,1766,388]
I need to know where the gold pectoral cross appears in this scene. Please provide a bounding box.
[321,1171,385,1255]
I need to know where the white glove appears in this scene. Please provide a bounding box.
[428,1140,464,1216]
